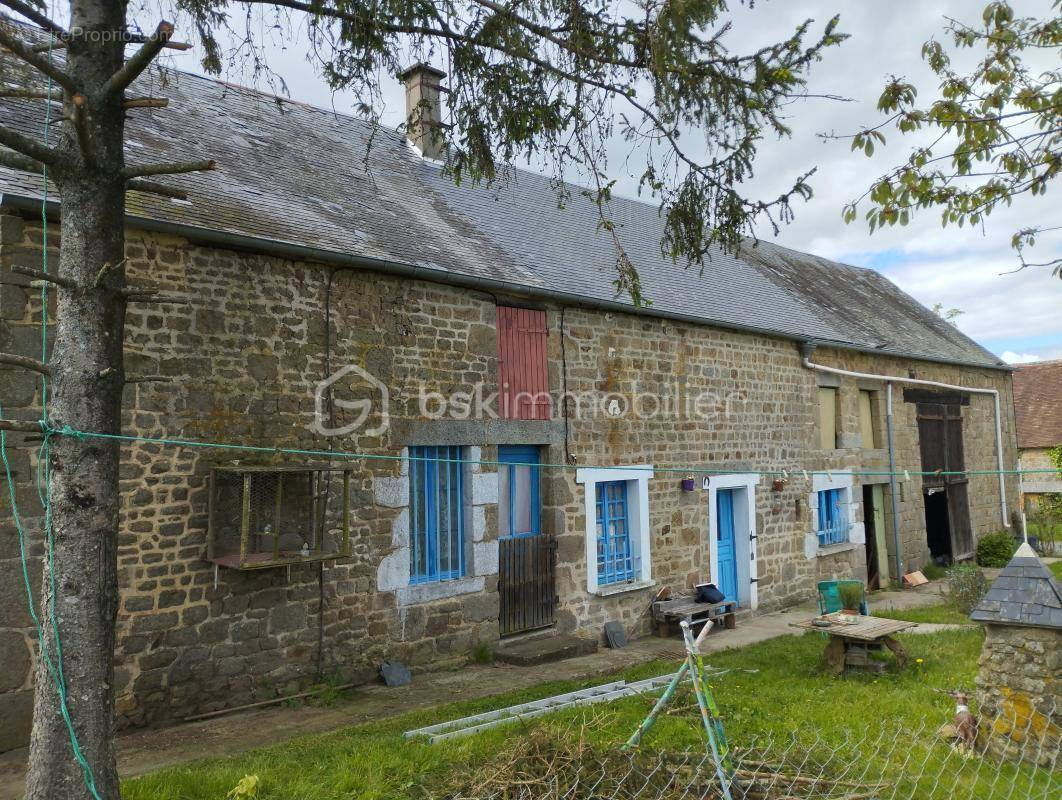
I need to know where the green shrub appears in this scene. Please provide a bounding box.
[470,641,494,665]
[946,564,988,615]
[975,530,1018,567]
[921,562,947,581]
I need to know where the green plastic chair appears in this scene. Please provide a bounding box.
[817,580,870,616]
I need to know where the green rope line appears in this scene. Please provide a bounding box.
[37,423,1060,477]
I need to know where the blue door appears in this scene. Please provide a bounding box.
[716,489,739,604]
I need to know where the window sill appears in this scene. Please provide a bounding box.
[591,579,656,598]
[396,575,485,606]
[816,541,859,557]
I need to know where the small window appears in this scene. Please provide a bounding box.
[595,480,635,585]
[410,446,465,584]
[818,387,839,449]
[498,445,540,538]
[858,390,879,449]
[817,488,849,547]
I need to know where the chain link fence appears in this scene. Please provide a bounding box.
[432,696,1060,800]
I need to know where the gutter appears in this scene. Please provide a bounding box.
[0,192,1012,374]
[800,342,1010,535]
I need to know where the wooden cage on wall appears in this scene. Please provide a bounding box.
[207,463,355,570]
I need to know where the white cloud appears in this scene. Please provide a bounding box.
[1001,351,1044,364]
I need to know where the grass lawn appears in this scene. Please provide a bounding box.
[872,602,974,625]
[122,626,1055,800]
[1050,560,1062,580]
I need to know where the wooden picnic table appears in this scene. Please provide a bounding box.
[791,614,918,675]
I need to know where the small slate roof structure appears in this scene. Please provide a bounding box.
[0,34,1006,370]
[970,543,1062,629]
[1013,360,1062,449]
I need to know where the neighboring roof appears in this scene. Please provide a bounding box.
[0,37,1006,370]
[970,543,1062,629]
[1013,360,1062,449]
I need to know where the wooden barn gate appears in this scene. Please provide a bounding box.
[498,534,557,636]
[912,392,973,560]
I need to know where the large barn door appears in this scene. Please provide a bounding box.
[916,402,972,561]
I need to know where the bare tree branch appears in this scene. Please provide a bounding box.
[0,351,50,375]
[33,36,192,54]
[0,418,44,433]
[0,87,61,100]
[0,20,78,92]
[121,158,214,178]
[10,264,73,287]
[0,0,66,38]
[122,97,168,109]
[0,121,61,166]
[0,146,44,173]
[126,178,187,199]
[121,288,188,303]
[101,21,173,99]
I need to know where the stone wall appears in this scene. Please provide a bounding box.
[975,624,1062,765]
[1020,447,1062,497]
[0,209,1019,748]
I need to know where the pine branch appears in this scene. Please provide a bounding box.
[0,0,66,38]
[0,88,61,101]
[126,178,187,200]
[0,21,78,93]
[32,34,192,54]
[101,21,174,99]
[0,122,61,166]
[0,352,50,375]
[121,159,214,179]
[121,288,188,303]
[0,147,44,173]
[10,264,73,288]
[0,419,43,433]
[122,97,168,109]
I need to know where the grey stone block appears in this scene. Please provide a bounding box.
[0,630,30,692]
[0,689,33,751]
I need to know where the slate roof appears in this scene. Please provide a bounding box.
[0,38,1006,370]
[970,543,1062,629]
[1013,360,1062,449]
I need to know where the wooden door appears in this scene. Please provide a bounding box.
[497,445,555,636]
[716,489,739,604]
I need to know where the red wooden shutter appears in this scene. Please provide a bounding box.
[496,307,550,420]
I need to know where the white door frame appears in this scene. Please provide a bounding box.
[706,473,760,610]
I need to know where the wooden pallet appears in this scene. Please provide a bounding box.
[651,596,737,637]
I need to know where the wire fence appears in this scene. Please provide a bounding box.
[431,696,1060,800]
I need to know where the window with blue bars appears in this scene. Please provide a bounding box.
[498,445,540,539]
[817,488,849,547]
[595,480,635,585]
[409,446,465,584]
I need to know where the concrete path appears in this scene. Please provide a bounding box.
[0,581,949,797]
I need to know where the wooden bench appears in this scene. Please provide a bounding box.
[651,596,737,638]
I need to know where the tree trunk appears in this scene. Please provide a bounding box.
[25,2,127,797]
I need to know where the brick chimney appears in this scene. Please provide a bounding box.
[398,63,447,161]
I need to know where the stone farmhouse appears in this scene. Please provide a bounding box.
[0,61,1020,749]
